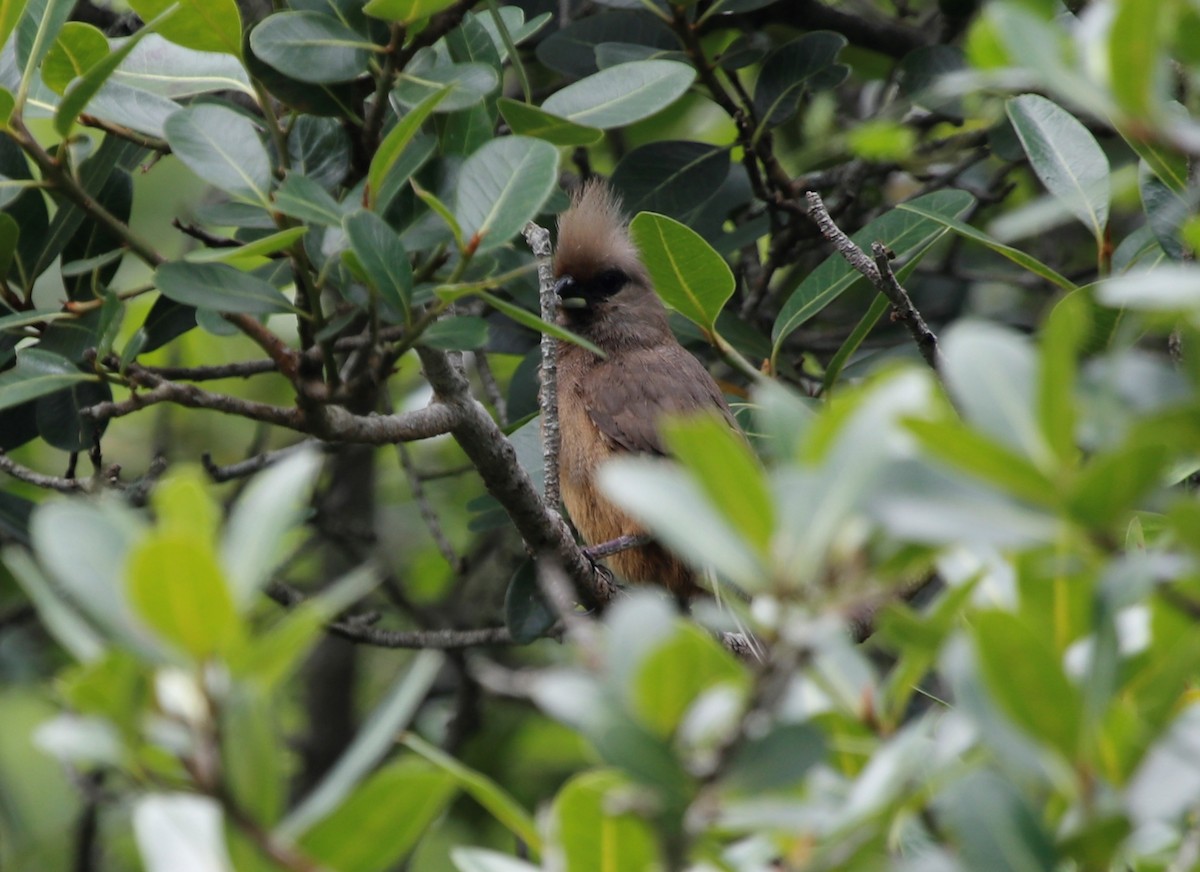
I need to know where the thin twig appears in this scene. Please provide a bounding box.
[202,441,322,483]
[397,443,465,572]
[583,533,651,561]
[523,220,561,511]
[0,451,88,493]
[870,241,941,371]
[804,191,941,372]
[474,351,508,427]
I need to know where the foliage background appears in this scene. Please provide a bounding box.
[3,0,1200,870]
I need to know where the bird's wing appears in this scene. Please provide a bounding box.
[581,344,735,456]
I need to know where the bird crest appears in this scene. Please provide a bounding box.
[554,180,645,282]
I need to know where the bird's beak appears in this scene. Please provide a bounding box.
[554,275,587,309]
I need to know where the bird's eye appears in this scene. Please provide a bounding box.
[595,269,628,296]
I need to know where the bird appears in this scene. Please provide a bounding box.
[552,179,740,599]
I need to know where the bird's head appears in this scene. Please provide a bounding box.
[553,180,668,344]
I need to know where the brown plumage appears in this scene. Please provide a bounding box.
[553,180,738,597]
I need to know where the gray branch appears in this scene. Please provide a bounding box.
[523,220,562,513]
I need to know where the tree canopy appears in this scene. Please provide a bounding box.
[4,0,1200,870]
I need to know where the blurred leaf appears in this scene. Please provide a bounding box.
[630,211,734,332]
[724,723,826,792]
[299,757,457,872]
[164,103,272,204]
[1095,263,1200,310]
[631,622,744,738]
[1140,162,1194,260]
[1007,94,1110,244]
[504,556,555,644]
[343,210,412,323]
[904,418,1058,507]
[364,0,458,23]
[279,650,445,838]
[454,136,558,253]
[935,771,1056,872]
[1109,0,1168,119]
[155,261,294,315]
[661,412,772,552]
[132,794,232,872]
[497,97,603,146]
[974,610,1082,758]
[753,31,846,126]
[541,60,696,129]
[403,732,542,854]
[221,448,323,610]
[772,189,974,358]
[0,0,24,59]
[941,320,1051,469]
[599,457,765,592]
[0,348,94,412]
[127,533,242,659]
[550,770,661,871]
[1036,289,1087,463]
[221,688,286,825]
[368,86,447,209]
[126,0,242,57]
[1067,443,1172,529]
[898,44,966,119]
[250,11,376,84]
[451,849,540,872]
[6,549,106,662]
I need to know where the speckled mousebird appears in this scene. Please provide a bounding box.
[552,179,740,598]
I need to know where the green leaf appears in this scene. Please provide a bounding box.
[221,688,286,826]
[631,622,745,737]
[221,448,322,610]
[186,226,308,266]
[6,549,106,662]
[35,379,111,452]
[419,314,488,349]
[661,412,772,553]
[1067,442,1171,529]
[1036,289,1087,464]
[343,210,413,323]
[0,348,94,412]
[973,610,1082,759]
[392,59,499,112]
[126,0,242,57]
[127,533,242,659]
[16,0,73,91]
[612,141,731,220]
[503,556,555,644]
[367,86,448,209]
[496,97,603,146]
[1109,0,1169,119]
[111,33,253,98]
[475,290,603,357]
[724,723,826,792]
[753,31,847,127]
[454,136,559,253]
[402,733,542,855]
[42,21,108,94]
[279,650,444,837]
[936,771,1057,872]
[1007,94,1111,244]
[155,261,293,315]
[0,0,25,59]
[895,197,1075,291]
[941,320,1051,469]
[450,849,539,872]
[599,457,766,591]
[249,11,377,84]
[0,309,71,334]
[541,60,696,129]
[550,771,661,872]
[772,189,974,358]
[1095,263,1200,310]
[299,758,458,872]
[630,211,734,332]
[164,103,273,204]
[364,0,458,23]
[904,418,1059,508]
[273,172,345,226]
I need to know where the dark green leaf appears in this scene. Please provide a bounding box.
[535,11,674,78]
[392,56,498,113]
[273,172,345,226]
[155,261,294,315]
[504,556,555,644]
[164,103,273,204]
[419,315,488,350]
[250,12,377,84]
[0,348,96,412]
[35,380,111,452]
[611,141,730,221]
[725,723,826,791]
[496,98,602,147]
[753,31,847,126]
[343,210,412,323]
[542,60,697,129]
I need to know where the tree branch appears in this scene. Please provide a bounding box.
[523,220,561,511]
[804,191,941,372]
